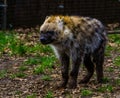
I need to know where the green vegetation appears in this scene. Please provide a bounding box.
[45,91,54,98]
[0,31,27,56]
[26,93,37,98]
[113,56,120,66]
[0,30,56,77]
[105,45,114,56]
[102,77,110,83]
[41,75,52,81]
[23,57,42,66]
[10,72,26,78]
[115,79,120,85]
[34,65,45,74]
[81,89,93,96]
[15,90,22,96]
[107,67,114,72]
[19,65,28,71]
[33,56,56,74]
[97,85,113,93]
[0,70,7,78]
[108,34,120,44]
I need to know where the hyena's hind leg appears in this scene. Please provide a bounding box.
[79,54,94,84]
[93,41,106,83]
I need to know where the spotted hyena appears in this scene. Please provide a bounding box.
[40,15,107,89]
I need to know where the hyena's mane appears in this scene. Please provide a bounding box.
[46,15,75,30]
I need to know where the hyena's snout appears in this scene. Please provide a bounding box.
[40,31,55,45]
[40,36,48,44]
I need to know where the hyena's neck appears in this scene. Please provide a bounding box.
[50,45,60,58]
[50,39,72,56]
[54,38,73,48]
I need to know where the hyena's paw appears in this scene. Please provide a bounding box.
[68,79,77,89]
[79,78,90,84]
[79,75,91,84]
[97,78,104,84]
[57,81,67,89]
[79,79,89,84]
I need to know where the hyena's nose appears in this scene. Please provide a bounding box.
[40,37,46,42]
[40,37,48,44]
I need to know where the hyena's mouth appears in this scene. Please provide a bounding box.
[40,35,55,44]
[40,37,54,44]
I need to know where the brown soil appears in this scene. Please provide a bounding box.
[0,52,120,98]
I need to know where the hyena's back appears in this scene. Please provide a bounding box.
[63,16,107,54]
[70,16,106,38]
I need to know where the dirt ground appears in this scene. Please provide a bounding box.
[0,49,120,98]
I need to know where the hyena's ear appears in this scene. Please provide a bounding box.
[45,16,49,19]
[58,17,67,25]
[56,16,64,30]
[56,16,64,23]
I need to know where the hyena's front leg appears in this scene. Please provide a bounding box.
[59,53,69,88]
[69,48,83,89]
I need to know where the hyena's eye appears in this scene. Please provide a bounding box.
[63,22,67,25]
[46,31,54,35]
[40,31,44,33]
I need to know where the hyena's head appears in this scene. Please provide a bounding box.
[40,16,73,45]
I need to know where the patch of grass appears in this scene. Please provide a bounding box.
[0,32,8,55]
[105,45,114,56]
[26,93,37,98]
[102,77,110,83]
[26,44,42,55]
[45,91,54,98]
[40,56,56,68]
[106,67,114,72]
[108,34,120,44]
[34,65,45,74]
[0,32,13,55]
[0,70,7,78]
[15,72,26,78]
[10,72,26,78]
[10,74,16,79]
[33,56,56,74]
[0,31,27,56]
[23,57,42,66]
[41,75,52,81]
[15,90,22,95]
[115,79,120,85]
[26,43,53,56]
[113,56,120,66]
[97,85,113,93]
[39,45,53,53]
[97,86,107,92]
[81,89,93,96]
[105,34,120,56]
[106,85,113,92]
[19,65,28,71]
[9,42,27,56]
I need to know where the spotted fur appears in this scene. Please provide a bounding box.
[40,15,107,89]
